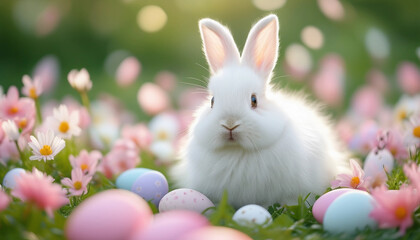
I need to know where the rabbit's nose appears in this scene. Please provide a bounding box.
[221,124,240,131]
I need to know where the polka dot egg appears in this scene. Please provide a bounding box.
[159,188,214,213]
[232,204,272,227]
[131,171,168,206]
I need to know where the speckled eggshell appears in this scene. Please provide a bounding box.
[2,168,26,189]
[129,210,209,240]
[364,149,394,180]
[181,226,252,240]
[232,204,272,227]
[130,171,168,206]
[159,188,215,213]
[65,189,153,240]
[116,168,151,190]
[323,191,377,234]
[312,188,357,223]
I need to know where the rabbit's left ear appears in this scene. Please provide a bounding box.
[242,15,279,80]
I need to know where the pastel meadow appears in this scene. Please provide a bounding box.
[1,0,420,239]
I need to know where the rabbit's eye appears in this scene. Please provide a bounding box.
[251,94,257,108]
[211,96,214,108]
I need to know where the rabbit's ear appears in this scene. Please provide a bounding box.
[199,18,240,74]
[242,15,279,80]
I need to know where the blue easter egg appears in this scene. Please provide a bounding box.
[116,168,151,190]
[131,171,168,206]
[3,168,26,189]
[324,191,377,234]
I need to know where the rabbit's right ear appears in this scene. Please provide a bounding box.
[199,19,240,74]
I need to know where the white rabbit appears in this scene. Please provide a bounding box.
[173,14,349,208]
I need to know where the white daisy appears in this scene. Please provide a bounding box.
[404,116,420,147]
[28,129,65,161]
[22,75,43,99]
[2,120,20,141]
[47,105,81,139]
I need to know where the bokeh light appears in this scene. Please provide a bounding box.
[317,0,345,21]
[301,26,324,50]
[284,43,312,78]
[252,0,286,11]
[137,5,167,33]
[365,28,390,60]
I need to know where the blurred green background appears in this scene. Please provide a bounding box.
[0,0,419,116]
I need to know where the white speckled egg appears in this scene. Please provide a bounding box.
[363,149,394,184]
[131,171,168,206]
[116,168,151,190]
[159,188,214,213]
[324,191,377,234]
[2,168,26,189]
[233,204,272,227]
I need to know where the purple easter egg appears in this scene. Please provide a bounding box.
[131,171,168,206]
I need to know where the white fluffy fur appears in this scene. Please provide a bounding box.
[173,15,349,208]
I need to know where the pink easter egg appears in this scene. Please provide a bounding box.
[159,188,214,213]
[129,210,209,240]
[66,189,152,240]
[312,188,357,223]
[181,226,252,240]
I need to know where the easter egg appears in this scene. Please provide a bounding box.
[364,149,394,186]
[131,171,168,206]
[159,188,215,213]
[66,189,152,240]
[116,168,151,190]
[2,168,25,189]
[232,204,272,227]
[129,210,209,240]
[323,191,377,234]
[181,226,252,240]
[312,188,356,223]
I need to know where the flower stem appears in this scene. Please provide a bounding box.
[34,98,43,124]
[79,91,91,114]
[14,140,24,162]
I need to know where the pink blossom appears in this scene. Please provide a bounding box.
[0,187,11,211]
[178,88,208,111]
[137,83,170,115]
[11,168,68,217]
[22,75,43,99]
[403,163,420,192]
[33,55,59,94]
[397,62,420,96]
[0,87,36,123]
[351,86,383,119]
[0,119,5,144]
[155,71,177,91]
[61,169,92,196]
[69,150,101,176]
[370,186,419,235]
[348,120,379,155]
[367,69,389,94]
[116,56,141,87]
[35,5,61,37]
[121,123,152,150]
[331,159,369,191]
[0,139,19,165]
[99,139,140,178]
[385,130,409,163]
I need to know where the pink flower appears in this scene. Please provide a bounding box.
[33,55,59,94]
[99,139,140,178]
[404,163,420,192]
[370,186,419,235]
[155,71,176,91]
[121,123,152,150]
[0,87,35,120]
[331,159,369,191]
[137,83,170,115]
[69,150,101,176]
[11,168,68,217]
[397,62,420,96]
[22,75,43,99]
[61,169,92,196]
[0,139,19,165]
[385,130,408,163]
[116,56,141,87]
[0,187,11,211]
[351,86,383,119]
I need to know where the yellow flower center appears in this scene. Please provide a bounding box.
[350,176,360,188]
[59,121,70,133]
[398,110,407,121]
[81,163,89,171]
[18,118,27,129]
[413,126,420,138]
[395,206,407,220]
[40,145,52,156]
[8,106,19,115]
[29,87,37,99]
[157,131,168,141]
[73,181,82,190]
